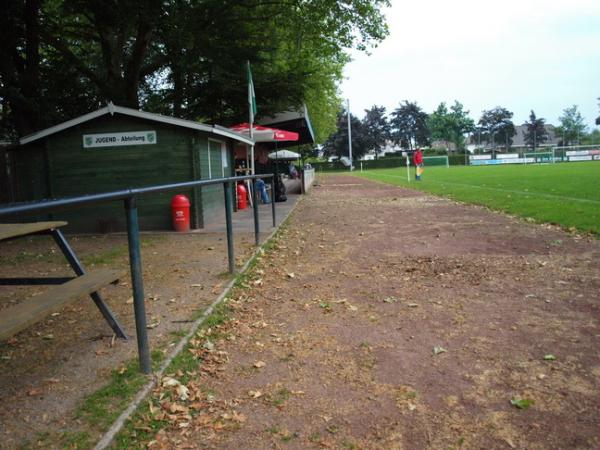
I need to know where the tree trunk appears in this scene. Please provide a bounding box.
[0,0,43,135]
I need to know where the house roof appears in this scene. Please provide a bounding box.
[19,102,254,146]
[512,124,559,147]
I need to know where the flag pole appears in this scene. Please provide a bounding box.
[247,61,256,175]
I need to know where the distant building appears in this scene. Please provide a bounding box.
[430,140,456,151]
[511,124,560,147]
[376,140,402,156]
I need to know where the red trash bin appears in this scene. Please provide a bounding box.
[237,183,247,210]
[171,194,191,232]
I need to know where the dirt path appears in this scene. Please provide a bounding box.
[133,174,600,449]
[0,231,261,448]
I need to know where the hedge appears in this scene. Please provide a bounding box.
[312,154,467,172]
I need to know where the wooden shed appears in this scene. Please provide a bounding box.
[6,103,253,232]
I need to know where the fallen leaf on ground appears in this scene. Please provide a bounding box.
[162,377,181,388]
[248,390,263,398]
[543,354,556,361]
[176,384,190,401]
[433,346,447,355]
[253,361,266,368]
[147,320,160,329]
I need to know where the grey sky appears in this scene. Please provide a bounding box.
[341,0,600,129]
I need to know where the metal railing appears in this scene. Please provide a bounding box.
[0,173,276,373]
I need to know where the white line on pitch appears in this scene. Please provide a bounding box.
[371,173,600,205]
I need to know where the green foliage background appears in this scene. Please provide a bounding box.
[0,0,390,141]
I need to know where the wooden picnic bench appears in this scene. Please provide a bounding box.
[0,221,127,341]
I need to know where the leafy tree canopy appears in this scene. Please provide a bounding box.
[523,110,548,150]
[0,0,390,140]
[361,105,390,157]
[390,100,429,150]
[478,106,516,149]
[428,101,474,150]
[321,107,368,162]
[555,105,587,146]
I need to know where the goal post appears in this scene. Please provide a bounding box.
[523,149,555,164]
[422,155,449,168]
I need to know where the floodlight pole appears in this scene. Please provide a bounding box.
[347,99,353,171]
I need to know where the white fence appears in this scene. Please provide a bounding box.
[302,168,315,193]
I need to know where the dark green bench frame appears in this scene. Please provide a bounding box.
[0,221,127,340]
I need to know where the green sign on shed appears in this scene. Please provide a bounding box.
[8,103,254,232]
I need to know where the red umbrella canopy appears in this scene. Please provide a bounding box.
[230,123,299,142]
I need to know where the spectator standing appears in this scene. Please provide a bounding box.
[413,148,424,181]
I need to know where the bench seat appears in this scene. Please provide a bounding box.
[0,221,68,241]
[0,269,125,340]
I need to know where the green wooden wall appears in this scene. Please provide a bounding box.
[11,113,236,232]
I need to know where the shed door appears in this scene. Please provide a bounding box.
[208,139,225,178]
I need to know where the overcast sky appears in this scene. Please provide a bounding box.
[341,0,600,129]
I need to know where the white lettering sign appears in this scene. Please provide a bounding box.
[83,131,157,148]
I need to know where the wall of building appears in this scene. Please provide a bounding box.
[10,113,233,232]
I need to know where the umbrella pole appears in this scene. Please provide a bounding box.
[274,143,279,202]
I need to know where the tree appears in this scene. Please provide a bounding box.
[428,101,474,150]
[0,0,390,140]
[523,110,548,151]
[0,0,44,136]
[478,107,516,151]
[428,103,452,146]
[322,107,368,162]
[555,105,587,146]
[361,105,390,158]
[390,101,429,150]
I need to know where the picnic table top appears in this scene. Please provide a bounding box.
[0,221,68,241]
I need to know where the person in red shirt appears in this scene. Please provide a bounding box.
[413,148,424,180]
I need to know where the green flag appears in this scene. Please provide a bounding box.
[247,61,257,123]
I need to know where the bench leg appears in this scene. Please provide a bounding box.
[50,229,128,339]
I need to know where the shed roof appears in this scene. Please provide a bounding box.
[260,104,315,147]
[19,103,254,146]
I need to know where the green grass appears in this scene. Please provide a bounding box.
[81,244,129,266]
[355,161,600,235]
[77,350,164,430]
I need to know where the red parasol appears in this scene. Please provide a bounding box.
[229,123,299,142]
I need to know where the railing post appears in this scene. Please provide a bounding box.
[223,181,235,274]
[252,178,260,245]
[270,176,276,228]
[124,197,151,374]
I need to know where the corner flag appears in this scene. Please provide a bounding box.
[247,61,257,124]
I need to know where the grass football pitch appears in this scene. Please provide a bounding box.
[354,161,600,236]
